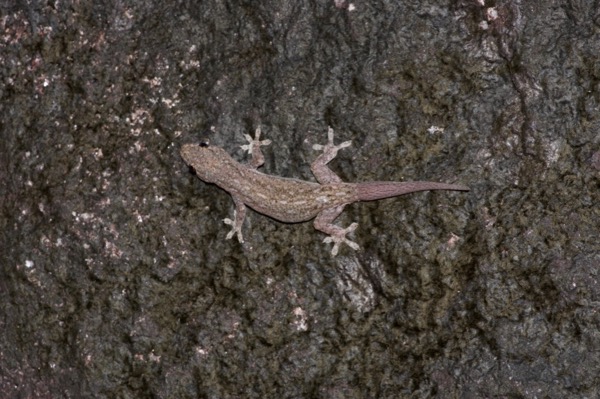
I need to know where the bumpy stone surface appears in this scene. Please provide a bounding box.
[1,1,599,397]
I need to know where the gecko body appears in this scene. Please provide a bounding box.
[181,127,469,255]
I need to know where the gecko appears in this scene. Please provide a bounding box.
[180,127,469,256]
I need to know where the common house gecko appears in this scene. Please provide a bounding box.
[181,127,469,256]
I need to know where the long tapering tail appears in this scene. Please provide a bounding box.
[356,181,469,201]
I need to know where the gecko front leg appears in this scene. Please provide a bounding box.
[241,127,272,169]
[223,197,247,243]
[222,128,271,242]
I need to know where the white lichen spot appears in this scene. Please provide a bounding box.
[427,125,445,134]
[133,210,145,223]
[195,346,209,356]
[129,108,152,125]
[486,7,498,21]
[292,307,308,331]
[105,241,123,258]
[128,141,144,154]
[80,212,93,221]
[334,257,378,313]
[25,260,34,268]
[92,148,103,160]
[161,96,180,108]
[141,76,162,88]
[545,139,562,165]
[148,351,161,363]
[447,233,461,248]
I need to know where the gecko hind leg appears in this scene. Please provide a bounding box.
[314,205,360,256]
[241,127,272,169]
[311,126,352,184]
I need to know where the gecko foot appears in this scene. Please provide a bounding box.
[322,222,360,256]
[223,213,244,243]
[312,126,352,158]
[241,127,272,155]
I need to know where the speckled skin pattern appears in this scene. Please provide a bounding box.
[181,127,469,255]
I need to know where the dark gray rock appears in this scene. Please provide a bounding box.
[1,0,598,397]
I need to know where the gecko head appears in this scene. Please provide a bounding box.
[180,142,227,183]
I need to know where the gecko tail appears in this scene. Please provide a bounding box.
[357,181,469,201]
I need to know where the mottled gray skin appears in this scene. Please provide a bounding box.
[180,144,358,223]
[181,127,469,255]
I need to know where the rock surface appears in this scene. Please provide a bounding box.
[1,1,599,397]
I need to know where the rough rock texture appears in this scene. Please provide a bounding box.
[1,0,599,397]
